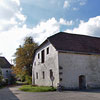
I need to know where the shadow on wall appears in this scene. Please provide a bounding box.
[0,87,19,100]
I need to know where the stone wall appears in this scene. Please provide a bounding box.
[32,41,59,87]
[58,52,100,89]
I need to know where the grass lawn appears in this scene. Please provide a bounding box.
[16,81,28,85]
[19,85,56,92]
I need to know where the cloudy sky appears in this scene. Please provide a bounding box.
[0,0,100,63]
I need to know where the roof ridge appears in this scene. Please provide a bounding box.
[48,32,100,39]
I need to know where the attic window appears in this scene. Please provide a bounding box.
[47,47,49,54]
[38,53,40,59]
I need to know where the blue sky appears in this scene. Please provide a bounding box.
[0,0,100,63]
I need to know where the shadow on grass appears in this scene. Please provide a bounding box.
[0,87,19,100]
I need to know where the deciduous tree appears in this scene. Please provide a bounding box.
[13,36,38,79]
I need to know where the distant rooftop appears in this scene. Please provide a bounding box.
[0,57,12,68]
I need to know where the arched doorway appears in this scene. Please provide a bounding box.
[79,75,86,89]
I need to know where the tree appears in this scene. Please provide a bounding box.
[13,36,38,79]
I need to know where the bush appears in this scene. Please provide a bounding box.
[0,76,3,87]
[10,75,16,84]
[25,75,32,85]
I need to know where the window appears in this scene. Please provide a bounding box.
[59,72,63,75]
[6,70,8,73]
[50,69,53,78]
[38,53,40,59]
[60,78,62,81]
[47,47,49,54]
[59,66,63,70]
[36,72,38,79]
[41,50,45,63]
[42,71,45,79]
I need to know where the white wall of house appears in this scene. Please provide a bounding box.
[58,52,100,89]
[1,68,12,79]
[32,41,59,87]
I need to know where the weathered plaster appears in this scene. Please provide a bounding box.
[58,52,100,89]
[32,41,59,87]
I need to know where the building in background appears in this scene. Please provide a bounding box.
[0,57,12,84]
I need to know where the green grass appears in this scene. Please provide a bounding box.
[19,85,56,92]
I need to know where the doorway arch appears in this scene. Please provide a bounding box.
[79,75,86,89]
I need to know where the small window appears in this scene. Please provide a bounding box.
[50,69,53,78]
[59,72,63,75]
[60,78,62,81]
[36,72,38,79]
[42,71,45,79]
[41,50,45,63]
[38,53,40,59]
[47,47,49,54]
[59,66,63,70]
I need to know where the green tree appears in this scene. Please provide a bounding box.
[13,36,38,79]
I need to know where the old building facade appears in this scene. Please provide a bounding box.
[0,57,12,84]
[32,32,100,89]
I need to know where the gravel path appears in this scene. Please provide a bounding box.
[1,86,100,100]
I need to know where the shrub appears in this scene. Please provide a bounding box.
[25,75,32,85]
[10,75,16,84]
[0,76,3,87]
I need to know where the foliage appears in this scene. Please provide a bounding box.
[19,85,56,92]
[12,36,38,80]
[25,75,32,85]
[10,75,16,84]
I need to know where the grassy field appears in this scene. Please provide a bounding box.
[19,85,56,92]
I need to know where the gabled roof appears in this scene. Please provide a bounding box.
[0,57,12,68]
[47,32,100,54]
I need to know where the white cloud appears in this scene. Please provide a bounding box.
[65,16,100,36]
[15,11,26,22]
[0,15,74,61]
[12,0,20,6]
[73,7,78,11]
[80,1,86,6]
[0,17,60,61]
[59,18,73,25]
[0,0,26,31]
[63,1,70,8]
[63,0,87,9]
[32,17,60,43]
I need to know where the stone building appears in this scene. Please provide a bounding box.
[32,32,100,89]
